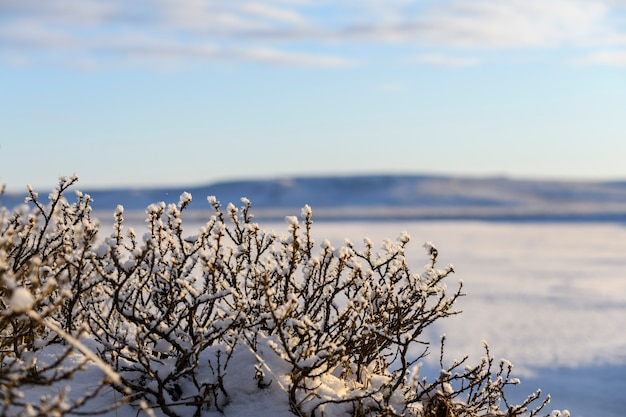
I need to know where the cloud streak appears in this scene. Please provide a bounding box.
[573,50,626,66]
[411,53,480,67]
[1,0,625,69]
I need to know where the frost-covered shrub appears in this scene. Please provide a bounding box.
[0,176,122,416]
[194,199,556,417]
[0,177,569,417]
[87,195,246,416]
[241,206,463,416]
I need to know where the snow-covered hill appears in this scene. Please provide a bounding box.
[4,174,626,221]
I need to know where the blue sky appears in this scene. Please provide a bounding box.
[1,0,626,192]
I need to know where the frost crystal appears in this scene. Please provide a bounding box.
[423,241,437,253]
[301,204,312,217]
[285,215,299,226]
[178,192,192,208]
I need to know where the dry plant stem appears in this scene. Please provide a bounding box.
[25,309,121,385]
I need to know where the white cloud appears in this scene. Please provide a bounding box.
[0,0,625,69]
[389,0,609,48]
[0,20,81,49]
[240,3,308,26]
[237,47,353,67]
[411,53,480,67]
[573,50,626,66]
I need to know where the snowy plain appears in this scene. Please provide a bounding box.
[13,215,626,417]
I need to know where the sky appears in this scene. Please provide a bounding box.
[1,0,626,192]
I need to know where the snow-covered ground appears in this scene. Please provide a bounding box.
[16,218,626,417]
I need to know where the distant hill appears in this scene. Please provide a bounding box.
[3,174,626,221]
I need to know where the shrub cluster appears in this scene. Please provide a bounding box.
[0,177,569,417]
[0,176,122,417]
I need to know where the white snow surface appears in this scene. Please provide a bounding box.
[19,219,626,417]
